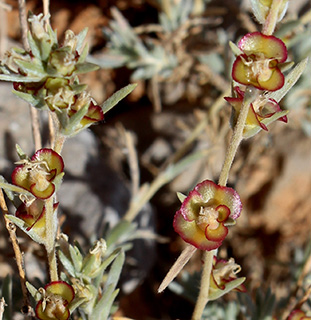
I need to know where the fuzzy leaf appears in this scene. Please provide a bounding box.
[78,43,89,64]
[229,41,243,56]
[209,277,246,301]
[101,84,137,114]
[27,31,41,60]
[105,221,137,251]
[69,244,83,273]
[268,57,308,103]
[90,285,119,320]
[14,59,45,78]
[61,103,89,136]
[177,192,187,203]
[0,180,34,197]
[5,214,46,245]
[0,176,15,203]
[26,281,41,301]
[71,83,88,94]
[76,28,88,53]
[74,62,99,75]
[0,74,42,82]
[12,90,46,109]
[58,250,77,277]
[243,110,289,139]
[15,144,28,160]
[105,250,125,290]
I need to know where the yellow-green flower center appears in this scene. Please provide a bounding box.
[43,295,67,319]
[27,161,51,191]
[213,258,241,285]
[196,206,219,232]
[241,55,274,83]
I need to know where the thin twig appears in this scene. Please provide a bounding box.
[0,189,32,315]
[120,125,140,198]
[151,75,162,113]
[293,286,311,311]
[18,0,42,150]
[17,0,29,52]
[0,1,11,58]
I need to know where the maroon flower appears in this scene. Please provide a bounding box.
[225,86,287,137]
[12,148,64,199]
[232,32,287,91]
[35,281,75,320]
[210,256,246,294]
[173,180,242,251]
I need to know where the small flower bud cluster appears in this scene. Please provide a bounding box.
[0,13,103,136]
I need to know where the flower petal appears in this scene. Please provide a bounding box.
[45,281,75,303]
[205,223,228,242]
[11,166,32,191]
[32,149,64,176]
[35,301,70,320]
[257,67,285,91]
[173,211,222,250]
[216,205,231,222]
[238,32,287,62]
[30,182,55,199]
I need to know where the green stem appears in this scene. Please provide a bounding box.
[191,250,215,320]
[45,195,58,282]
[262,0,285,35]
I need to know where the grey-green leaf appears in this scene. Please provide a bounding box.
[58,250,77,277]
[6,215,46,245]
[208,277,246,301]
[101,83,137,114]
[268,58,308,103]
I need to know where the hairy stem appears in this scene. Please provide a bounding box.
[45,197,58,282]
[0,190,32,315]
[18,0,42,150]
[218,86,259,187]
[192,86,258,319]
[262,0,285,35]
[191,250,215,320]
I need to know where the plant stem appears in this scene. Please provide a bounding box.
[0,190,33,315]
[262,0,285,35]
[218,86,258,187]
[45,196,58,282]
[18,0,42,151]
[192,86,258,319]
[191,250,215,320]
